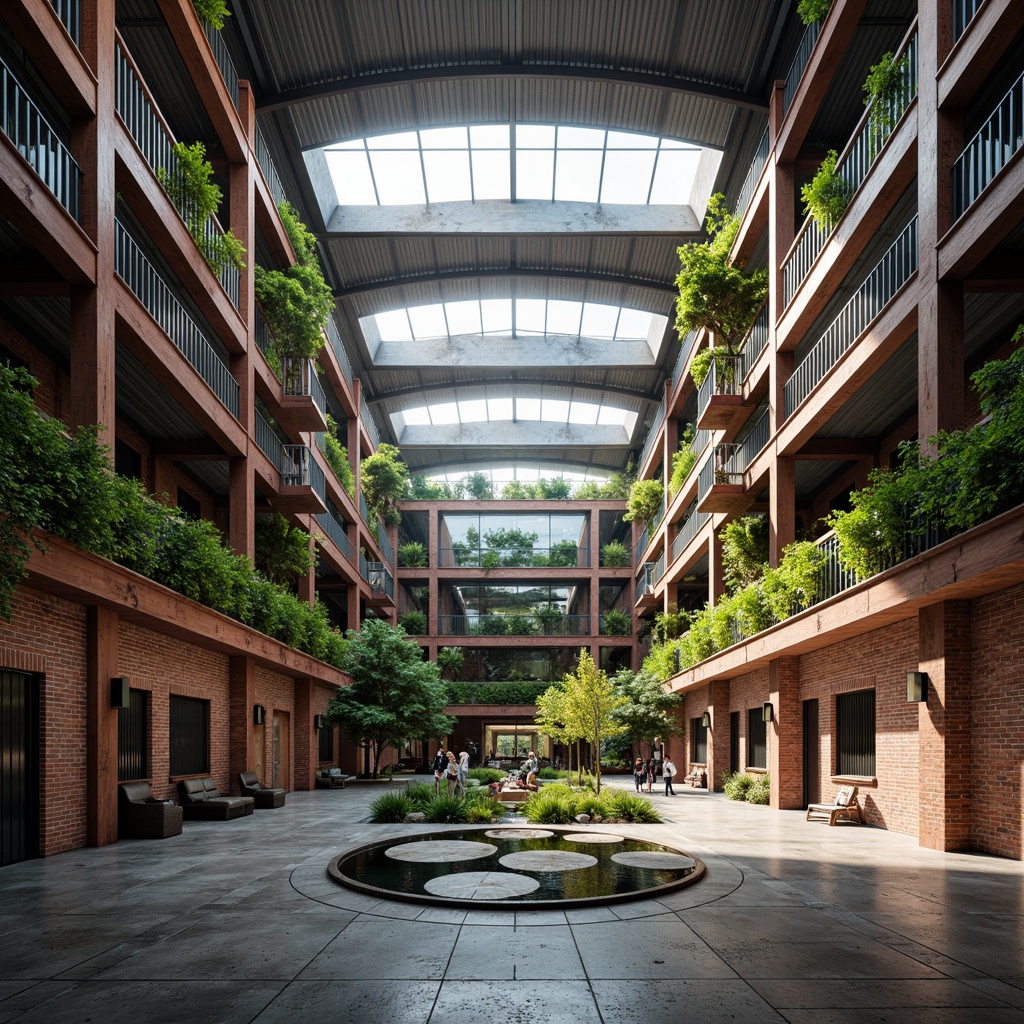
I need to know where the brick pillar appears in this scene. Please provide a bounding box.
[86,607,119,846]
[769,455,796,568]
[769,656,802,809]
[294,677,314,791]
[229,655,255,791]
[297,532,316,607]
[918,601,972,852]
[708,529,726,605]
[428,507,440,636]
[706,678,731,792]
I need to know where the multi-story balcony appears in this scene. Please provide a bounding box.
[438,614,591,638]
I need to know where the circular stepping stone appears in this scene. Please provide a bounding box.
[562,833,624,844]
[498,850,597,872]
[423,871,540,900]
[385,840,496,863]
[484,828,554,840]
[611,851,696,870]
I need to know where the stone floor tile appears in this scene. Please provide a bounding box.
[591,979,788,1023]
[749,977,1013,1009]
[250,980,441,1023]
[445,924,584,980]
[429,980,601,1023]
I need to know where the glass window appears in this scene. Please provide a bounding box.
[118,688,149,781]
[836,689,876,776]
[169,695,209,777]
[690,716,708,764]
[747,707,767,770]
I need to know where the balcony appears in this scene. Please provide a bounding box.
[671,501,710,564]
[48,0,80,45]
[783,18,823,114]
[315,505,351,561]
[201,19,239,107]
[324,316,354,389]
[254,123,287,206]
[279,355,328,432]
[360,394,382,451]
[638,397,666,473]
[439,613,591,637]
[359,555,394,604]
[953,0,984,41]
[633,556,664,610]
[696,353,743,430]
[439,545,589,569]
[1,53,81,221]
[734,126,770,221]
[277,444,326,514]
[697,444,747,514]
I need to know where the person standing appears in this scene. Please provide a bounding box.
[445,751,459,795]
[521,750,539,790]
[645,758,654,793]
[653,737,664,779]
[633,757,645,792]
[431,746,447,794]
[457,749,470,797]
[664,756,677,796]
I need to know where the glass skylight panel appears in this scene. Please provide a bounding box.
[423,151,471,203]
[471,150,511,200]
[517,124,555,147]
[375,309,412,341]
[325,150,378,204]
[580,303,621,339]
[546,300,584,336]
[470,125,510,147]
[516,397,541,419]
[488,397,514,420]
[459,399,488,422]
[615,307,652,339]
[516,149,554,200]
[480,299,513,333]
[515,299,547,335]
[401,407,431,426]
[420,126,468,148]
[597,405,629,426]
[371,150,425,204]
[430,403,459,425]
[368,131,419,149]
[568,402,600,425]
[444,300,482,336]
[649,149,702,205]
[554,150,601,202]
[542,398,570,422]
[600,150,658,204]
[408,304,447,339]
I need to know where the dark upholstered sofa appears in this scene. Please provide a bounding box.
[177,777,254,819]
[238,770,286,808]
[315,767,351,789]
[118,782,183,839]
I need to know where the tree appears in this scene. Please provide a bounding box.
[535,681,582,783]
[324,619,454,777]
[623,478,663,524]
[611,668,683,758]
[360,443,408,528]
[562,649,626,793]
[254,512,314,586]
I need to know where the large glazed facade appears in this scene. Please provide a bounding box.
[0,0,1022,866]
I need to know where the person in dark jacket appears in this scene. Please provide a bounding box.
[633,757,645,792]
[431,746,448,793]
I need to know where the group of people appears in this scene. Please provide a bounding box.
[431,746,470,797]
[634,753,677,796]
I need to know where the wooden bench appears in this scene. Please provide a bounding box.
[684,766,707,788]
[806,785,862,826]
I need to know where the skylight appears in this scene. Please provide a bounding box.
[393,397,636,431]
[324,124,702,206]
[373,299,657,342]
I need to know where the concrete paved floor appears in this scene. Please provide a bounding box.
[1,778,1022,1023]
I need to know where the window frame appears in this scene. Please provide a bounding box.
[835,688,876,777]
[169,694,210,777]
[747,707,767,770]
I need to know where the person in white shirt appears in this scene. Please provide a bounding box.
[456,750,470,797]
[663,757,677,796]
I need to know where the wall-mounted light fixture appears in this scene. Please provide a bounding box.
[762,701,774,723]
[700,711,711,728]
[906,671,928,703]
[253,704,266,726]
[313,714,323,730]
[110,677,130,710]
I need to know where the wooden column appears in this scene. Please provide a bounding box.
[917,601,973,852]
[86,607,119,846]
[229,655,255,791]
[768,656,802,809]
[705,678,731,793]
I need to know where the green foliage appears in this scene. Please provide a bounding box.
[422,793,469,823]
[397,610,427,635]
[624,478,663,523]
[537,767,569,780]
[465,797,502,822]
[254,513,313,586]
[675,194,768,351]
[761,540,826,620]
[720,515,769,593]
[864,52,913,158]
[406,782,435,808]
[797,0,830,23]
[468,767,504,784]
[746,772,771,804]
[398,541,427,567]
[192,0,230,29]
[254,201,333,361]
[689,347,715,388]
[536,477,572,499]
[408,475,462,500]
[322,414,355,497]
[601,609,631,636]
[436,645,464,681]
[606,790,662,823]
[801,149,851,232]
[544,540,578,567]
[463,472,493,499]
[600,540,629,567]
[500,480,534,499]
[360,443,408,529]
[669,425,698,494]
[443,679,551,706]
[610,667,682,751]
[535,605,565,634]
[523,787,578,824]
[158,142,245,274]
[522,785,660,824]
[723,772,755,800]
[368,791,412,822]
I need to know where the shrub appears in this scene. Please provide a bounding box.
[398,541,427,567]
[797,0,830,23]
[624,478,664,524]
[437,645,464,680]
[801,149,852,232]
[523,788,576,824]
[600,540,629,567]
[746,773,771,805]
[537,767,570,780]
[422,794,469,823]
[369,791,412,823]
[723,772,755,801]
[468,767,504,784]
[720,515,769,592]
[669,426,698,494]
[761,540,826,620]
[607,791,662,823]
[322,414,355,497]
[601,609,632,636]
[397,610,427,635]
[465,796,503,822]
[406,782,435,809]
[193,0,230,28]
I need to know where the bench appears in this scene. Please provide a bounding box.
[315,768,351,789]
[118,781,183,839]
[177,777,254,820]
[806,785,862,826]
[685,766,707,788]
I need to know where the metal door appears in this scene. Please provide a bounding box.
[1,671,39,866]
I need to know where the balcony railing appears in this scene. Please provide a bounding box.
[440,546,589,569]
[952,0,983,41]
[672,330,697,387]
[202,20,239,108]
[737,408,770,470]
[783,31,917,308]
[359,554,394,598]
[734,126,770,220]
[634,562,657,603]
[784,215,918,418]
[672,501,709,562]
[377,525,394,568]
[281,356,327,413]
[439,613,591,637]
[737,301,770,382]
[649,496,667,533]
[324,316,354,387]
[638,397,666,472]
[114,39,239,308]
[360,394,381,450]
[1,55,81,221]
[280,445,312,488]
[254,412,283,466]
[697,444,742,501]
[634,525,649,564]
[359,491,371,526]
[315,505,351,560]
[696,353,742,421]
[783,18,823,113]
[115,220,239,416]
[254,123,287,206]
[952,66,1024,219]
[49,0,80,45]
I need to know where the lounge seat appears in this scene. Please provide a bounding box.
[806,784,862,826]
[177,777,254,820]
[238,770,286,808]
[315,768,350,789]
[118,781,183,839]
[685,766,707,788]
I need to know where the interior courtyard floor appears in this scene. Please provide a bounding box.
[1,777,1022,1024]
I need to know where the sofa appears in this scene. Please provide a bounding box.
[118,781,184,839]
[238,770,286,808]
[177,776,254,819]
[315,767,351,789]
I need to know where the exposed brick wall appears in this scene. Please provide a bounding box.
[254,667,297,790]
[729,668,770,773]
[970,583,1024,859]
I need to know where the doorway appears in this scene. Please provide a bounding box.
[729,711,740,774]
[273,712,290,791]
[802,698,820,807]
[1,671,39,866]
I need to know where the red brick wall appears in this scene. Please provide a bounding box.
[729,668,770,772]
[255,667,297,790]
[970,583,1024,859]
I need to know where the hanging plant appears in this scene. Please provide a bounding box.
[158,141,246,275]
[863,52,913,160]
[623,478,664,524]
[254,201,333,363]
[322,413,355,498]
[797,0,831,24]
[193,0,230,29]
[669,425,698,494]
[801,149,852,232]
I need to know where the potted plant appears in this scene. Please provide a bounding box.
[398,541,427,567]
[601,609,631,636]
[600,540,629,567]
[801,150,852,232]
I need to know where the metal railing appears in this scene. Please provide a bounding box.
[697,444,742,501]
[439,545,588,568]
[254,123,287,206]
[1,55,81,221]
[638,397,666,472]
[254,304,272,357]
[634,526,649,564]
[784,215,918,418]
[649,496,667,534]
[324,316,354,387]
[315,506,351,560]
[359,554,394,599]
[280,445,311,487]
[783,31,917,308]
[359,491,371,527]
[634,562,658,603]
[783,18,823,113]
[672,330,697,387]
[953,0,983,40]
[281,356,327,413]
[737,301,770,381]
[115,220,239,416]
[439,613,591,637]
[952,66,1024,219]
[672,501,709,562]
[734,126,770,220]
[377,525,394,567]
[114,39,239,308]
[309,452,326,502]
[360,394,381,450]
[737,408,770,470]
[254,412,283,466]
[697,353,742,421]
[202,20,239,108]
[653,550,666,583]
[48,0,80,45]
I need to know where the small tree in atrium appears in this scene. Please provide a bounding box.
[623,478,663,524]
[360,443,409,528]
[611,668,682,759]
[563,649,626,794]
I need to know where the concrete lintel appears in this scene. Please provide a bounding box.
[325,200,701,236]
[373,335,657,368]
[397,421,631,448]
